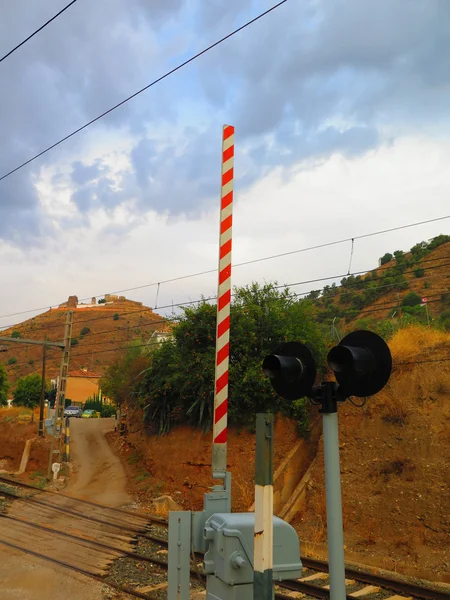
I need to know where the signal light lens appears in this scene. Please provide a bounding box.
[262,341,317,401]
[327,330,392,398]
[263,355,303,384]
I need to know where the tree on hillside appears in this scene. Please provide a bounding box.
[428,234,450,250]
[0,364,9,406]
[138,283,327,435]
[380,253,393,265]
[410,241,429,260]
[401,291,422,308]
[100,342,151,407]
[13,374,42,408]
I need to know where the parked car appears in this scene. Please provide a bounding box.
[64,406,82,418]
[81,409,100,419]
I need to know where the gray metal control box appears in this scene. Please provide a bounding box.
[204,512,302,589]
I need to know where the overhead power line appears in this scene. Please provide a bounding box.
[1,293,446,367]
[2,291,447,369]
[0,0,77,64]
[0,0,290,182]
[0,214,448,323]
[0,253,448,337]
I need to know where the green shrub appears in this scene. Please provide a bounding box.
[414,268,425,278]
[101,404,116,417]
[439,309,450,331]
[80,327,91,336]
[70,338,79,347]
[98,298,106,304]
[428,234,450,250]
[7,357,17,365]
[13,374,42,407]
[11,331,21,339]
[401,291,421,307]
[410,241,429,260]
[441,293,450,306]
[380,253,393,265]
[113,313,120,321]
[290,398,309,438]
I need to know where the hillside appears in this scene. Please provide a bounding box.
[0,295,168,386]
[312,236,450,334]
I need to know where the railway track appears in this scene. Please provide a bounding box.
[0,475,448,600]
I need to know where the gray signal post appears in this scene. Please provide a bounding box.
[263,330,393,600]
[317,383,347,599]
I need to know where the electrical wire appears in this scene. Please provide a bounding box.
[0,217,448,325]
[2,293,447,370]
[348,397,367,407]
[0,256,447,346]
[0,0,290,182]
[0,1,77,64]
[1,253,448,337]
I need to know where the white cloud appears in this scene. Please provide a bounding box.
[0,135,448,327]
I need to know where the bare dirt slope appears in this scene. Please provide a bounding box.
[107,415,300,513]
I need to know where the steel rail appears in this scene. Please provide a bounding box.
[2,508,447,600]
[0,488,149,536]
[299,557,450,600]
[2,479,448,599]
[0,537,159,600]
[0,474,162,523]
[0,513,164,566]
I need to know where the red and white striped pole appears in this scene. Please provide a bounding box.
[212,124,234,476]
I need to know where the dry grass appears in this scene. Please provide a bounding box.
[233,470,255,511]
[369,326,450,424]
[389,325,450,363]
[305,487,327,543]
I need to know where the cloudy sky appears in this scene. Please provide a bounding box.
[0,0,449,326]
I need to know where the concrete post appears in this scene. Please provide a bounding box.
[63,417,70,462]
[254,413,274,600]
[39,346,47,437]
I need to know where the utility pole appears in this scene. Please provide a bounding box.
[47,311,73,480]
[39,346,47,437]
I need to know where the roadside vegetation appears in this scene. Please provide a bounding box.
[100,236,450,438]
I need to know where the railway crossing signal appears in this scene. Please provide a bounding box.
[168,125,302,600]
[263,330,392,600]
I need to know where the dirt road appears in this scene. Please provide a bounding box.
[0,417,132,600]
[67,418,131,506]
